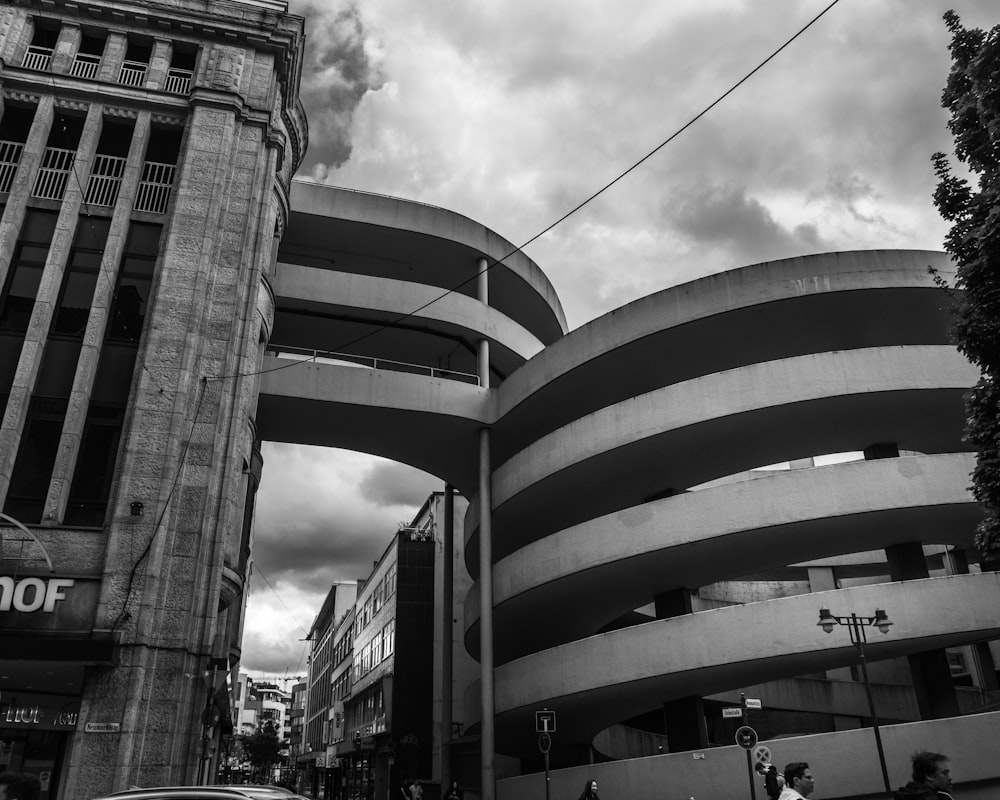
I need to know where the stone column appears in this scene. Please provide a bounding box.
[96,30,127,84]
[0,101,102,502]
[44,110,153,523]
[146,38,172,91]
[655,588,709,751]
[51,21,81,74]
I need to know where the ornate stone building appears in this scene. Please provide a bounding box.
[0,1,305,797]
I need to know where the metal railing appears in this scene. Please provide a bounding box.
[32,146,75,200]
[118,59,148,87]
[134,161,175,213]
[21,45,53,71]
[0,140,24,193]
[164,67,193,94]
[85,154,127,207]
[70,52,101,79]
[266,345,481,385]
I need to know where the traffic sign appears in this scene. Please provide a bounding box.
[536,709,556,733]
[745,698,763,710]
[735,725,758,750]
[753,745,772,765]
[722,707,742,718]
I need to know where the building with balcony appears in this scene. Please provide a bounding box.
[3,1,1000,799]
[0,0,306,797]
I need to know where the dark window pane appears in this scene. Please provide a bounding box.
[0,262,43,331]
[53,271,98,335]
[65,407,123,526]
[4,398,67,524]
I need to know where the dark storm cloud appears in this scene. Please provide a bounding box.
[289,1,384,176]
[249,444,437,592]
[667,184,829,263]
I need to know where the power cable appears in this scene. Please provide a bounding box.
[251,562,313,640]
[207,0,842,384]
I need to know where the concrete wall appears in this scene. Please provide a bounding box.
[498,711,1000,800]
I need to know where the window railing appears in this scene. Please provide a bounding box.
[118,60,148,87]
[85,154,127,207]
[32,147,75,201]
[70,52,101,79]
[22,45,54,71]
[0,140,24,193]
[134,161,175,213]
[164,67,193,95]
[265,345,482,385]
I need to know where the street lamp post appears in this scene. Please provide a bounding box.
[817,607,893,794]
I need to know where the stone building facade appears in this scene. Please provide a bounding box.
[0,1,305,797]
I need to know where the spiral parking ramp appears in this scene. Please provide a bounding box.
[260,183,995,772]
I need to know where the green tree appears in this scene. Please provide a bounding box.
[240,720,282,781]
[933,10,1000,565]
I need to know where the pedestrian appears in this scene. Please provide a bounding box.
[893,751,954,799]
[444,780,463,800]
[577,778,600,800]
[0,773,41,800]
[755,762,785,800]
[408,780,423,800]
[778,763,814,799]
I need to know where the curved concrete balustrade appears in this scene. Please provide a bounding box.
[490,250,955,462]
[479,572,1000,760]
[464,453,980,662]
[466,345,978,570]
[257,357,491,495]
[286,180,567,345]
[271,263,545,378]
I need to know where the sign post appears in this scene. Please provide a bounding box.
[738,693,758,800]
[536,710,556,800]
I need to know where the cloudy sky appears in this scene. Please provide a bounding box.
[240,0,998,677]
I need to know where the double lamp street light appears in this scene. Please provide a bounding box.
[817,607,894,795]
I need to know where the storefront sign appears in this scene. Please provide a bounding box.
[0,576,99,634]
[0,577,74,612]
[0,692,80,732]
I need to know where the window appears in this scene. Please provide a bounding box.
[0,211,58,331]
[3,398,67,523]
[52,217,110,337]
[64,405,124,526]
[107,222,160,342]
[383,619,395,657]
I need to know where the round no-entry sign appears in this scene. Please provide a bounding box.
[735,726,758,750]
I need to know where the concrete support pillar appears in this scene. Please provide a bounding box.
[440,484,455,786]
[476,257,489,387]
[478,429,494,800]
[886,542,960,718]
[655,588,708,750]
[943,549,999,692]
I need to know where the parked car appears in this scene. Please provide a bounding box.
[93,785,309,800]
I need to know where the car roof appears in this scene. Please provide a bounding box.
[98,787,298,800]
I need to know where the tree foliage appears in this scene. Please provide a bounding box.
[239,720,282,779]
[933,11,1000,564]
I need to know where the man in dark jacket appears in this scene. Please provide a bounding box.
[893,751,954,799]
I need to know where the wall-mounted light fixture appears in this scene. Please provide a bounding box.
[130,502,144,517]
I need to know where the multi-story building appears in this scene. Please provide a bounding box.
[0,0,305,797]
[301,582,358,798]
[3,1,1000,800]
